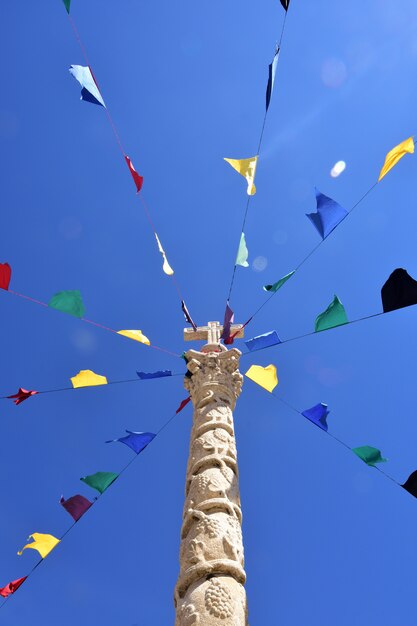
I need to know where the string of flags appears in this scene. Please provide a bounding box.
[1,370,183,406]
[0,399,192,602]
[241,267,417,355]
[270,394,417,501]
[62,0,197,329]
[0,267,178,357]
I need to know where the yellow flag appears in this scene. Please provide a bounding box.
[70,369,108,388]
[18,533,60,559]
[245,364,278,393]
[378,137,414,182]
[155,233,174,275]
[117,329,150,345]
[224,156,258,195]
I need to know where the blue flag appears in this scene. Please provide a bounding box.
[302,403,329,431]
[245,331,281,352]
[306,188,348,239]
[106,430,156,454]
[136,371,172,380]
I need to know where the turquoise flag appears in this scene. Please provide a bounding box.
[81,472,118,494]
[49,290,85,318]
[236,233,249,267]
[263,270,295,293]
[315,295,348,332]
[352,446,387,467]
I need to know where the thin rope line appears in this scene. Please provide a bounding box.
[240,309,391,356]
[0,373,184,401]
[4,289,179,358]
[226,11,290,304]
[244,180,379,326]
[269,392,402,489]
[66,12,189,312]
[0,404,186,609]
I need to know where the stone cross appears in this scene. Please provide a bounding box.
[175,323,248,625]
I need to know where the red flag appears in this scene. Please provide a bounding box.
[0,262,11,290]
[224,316,253,345]
[7,388,38,406]
[0,577,27,597]
[125,156,144,193]
[176,397,191,414]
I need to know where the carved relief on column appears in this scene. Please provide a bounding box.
[175,348,248,626]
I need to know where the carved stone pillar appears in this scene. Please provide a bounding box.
[174,346,248,626]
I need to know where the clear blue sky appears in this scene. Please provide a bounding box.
[1,1,417,624]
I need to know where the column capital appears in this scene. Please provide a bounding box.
[184,348,243,410]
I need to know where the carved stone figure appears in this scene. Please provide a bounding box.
[175,323,248,626]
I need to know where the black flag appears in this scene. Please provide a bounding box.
[280,0,290,11]
[181,300,197,331]
[381,268,417,313]
[402,471,417,498]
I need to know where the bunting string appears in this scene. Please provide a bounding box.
[0,373,183,403]
[3,288,179,358]
[0,398,191,609]
[269,393,403,492]
[226,6,291,303]
[64,9,191,316]
[241,306,405,356]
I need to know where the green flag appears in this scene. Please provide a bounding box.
[81,471,118,494]
[235,233,249,267]
[352,446,387,467]
[48,290,85,318]
[62,0,71,13]
[263,270,295,293]
[315,295,348,332]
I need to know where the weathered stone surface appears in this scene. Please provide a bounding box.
[175,345,248,625]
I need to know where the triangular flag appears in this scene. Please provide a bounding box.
[137,370,172,380]
[402,470,417,498]
[220,302,234,341]
[7,388,38,406]
[182,300,197,331]
[70,370,108,388]
[266,47,280,112]
[81,471,118,494]
[224,156,258,195]
[60,494,93,522]
[155,233,174,276]
[280,0,290,10]
[117,330,150,345]
[62,0,71,13]
[236,233,249,267]
[69,65,106,107]
[48,290,85,318]
[125,156,143,193]
[378,137,414,182]
[18,533,60,559]
[0,577,27,598]
[263,270,295,293]
[306,189,348,239]
[302,403,329,431]
[245,364,278,392]
[106,430,156,454]
[381,268,417,313]
[176,397,191,414]
[245,331,281,352]
[0,262,11,290]
[352,446,387,467]
[315,295,348,332]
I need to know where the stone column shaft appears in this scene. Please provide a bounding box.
[175,347,248,626]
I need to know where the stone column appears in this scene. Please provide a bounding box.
[174,346,248,626]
